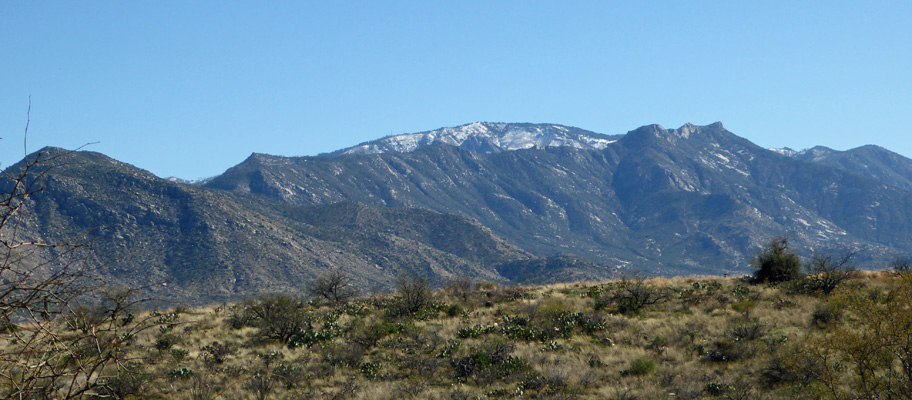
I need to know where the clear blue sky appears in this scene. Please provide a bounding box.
[2,1,910,180]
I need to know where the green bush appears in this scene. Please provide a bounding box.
[154,333,180,352]
[752,237,802,283]
[621,358,655,376]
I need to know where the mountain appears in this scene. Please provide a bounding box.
[775,145,912,192]
[3,148,531,304]
[328,122,622,156]
[205,122,912,275]
[10,122,912,304]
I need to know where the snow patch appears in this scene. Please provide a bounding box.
[340,123,615,155]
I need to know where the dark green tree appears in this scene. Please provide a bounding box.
[752,237,802,283]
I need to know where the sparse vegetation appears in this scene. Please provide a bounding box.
[2,269,907,398]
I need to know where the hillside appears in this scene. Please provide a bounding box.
[3,148,531,304]
[783,144,912,192]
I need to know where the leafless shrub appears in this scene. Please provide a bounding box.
[804,252,857,295]
[308,270,358,304]
[390,272,432,316]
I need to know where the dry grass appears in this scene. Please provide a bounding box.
[9,271,912,399]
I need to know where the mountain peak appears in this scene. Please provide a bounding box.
[329,122,621,157]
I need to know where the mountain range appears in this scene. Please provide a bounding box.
[7,122,912,304]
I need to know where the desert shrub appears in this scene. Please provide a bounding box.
[802,252,857,295]
[759,350,823,388]
[93,369,149,399]
[646,335,666,354]
[621,358,655,376]
[443,277,477,303]
[798,276,912,397]
[492,286,535,303]
[64,304,110,334]
[436,339,462,358]
[704,382,734,396]
[445,303,465,317]
[774,298,797,309]
[706,340,751,363]
[811,303,843,328]
[359,361,383,380]
[681,280,724,305]
[351,321,406,348]
[890,255,912,275]
[272,362,306,389]
[730,299,758,315]
[225,304,256,329]
[320,342,365,368]
[243,374,273,400]
[170,348,189,362]
[727,318,765,342]
[752,237,802,283]
[308,270,358,305]
[243,293,312,343]
[387,272,433,317]
[602,276,670,315]
[457,324,498,339]
[155,333,181,352]
[287,328,335,349]
[731,284,751,298]
[336,300,371,317]
[452,341,530,385]
[201,341,233,366]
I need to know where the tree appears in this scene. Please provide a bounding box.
[805,252,857,295]
[242,293,312,343]
[752,237,802,283]
[0,102,164,398]
[890,255,912,276]
[392,272,432,316]
[608,274,669,315]
[307,270,358,305]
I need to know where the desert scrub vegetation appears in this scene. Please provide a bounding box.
[10,269,912,399]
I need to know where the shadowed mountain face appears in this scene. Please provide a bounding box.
[7,122,912,303]
[205,122,912,274]
[3,149,530,305]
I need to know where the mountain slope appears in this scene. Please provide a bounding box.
[781,145,912,192]
[206,122,912,274]
[3,148,531,304]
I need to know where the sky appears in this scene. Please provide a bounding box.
[2,1,910,180]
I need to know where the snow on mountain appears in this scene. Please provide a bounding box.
[769,147,798,157]
[165,176,214,185]
[331,122,620,156]
[769,146,837,161]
